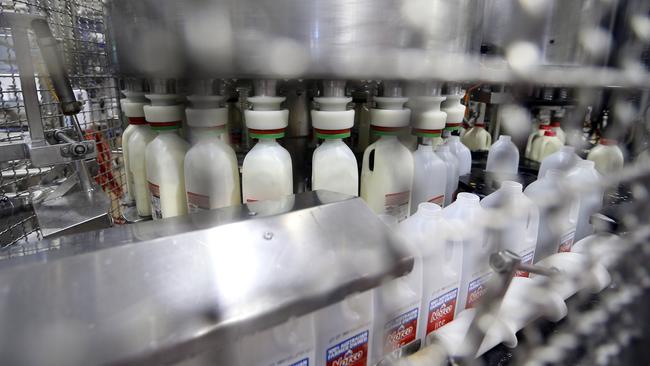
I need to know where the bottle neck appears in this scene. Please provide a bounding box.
[257,138,278,145]
[191,126,225,142]
[323,138,343,144]
[156,128,180,135]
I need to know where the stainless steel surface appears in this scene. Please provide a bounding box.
[0,191,413,366]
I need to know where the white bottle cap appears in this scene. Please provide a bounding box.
[312,97,355,139]
[144,94,185,130]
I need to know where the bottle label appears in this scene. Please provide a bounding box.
[384,191,410,222]
[558,230,576,253]
[383,308,419,354]
[148,181,162,219]
[326,330,369,366]
[515,251,535,278]
[187,191,210,213]
[289,359,309,366]
[426,288,458,335]
[465,272,492,309]
[427,194,445,207]
[246,198,258,203]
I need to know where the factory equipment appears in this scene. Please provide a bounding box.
[0,0,649,365]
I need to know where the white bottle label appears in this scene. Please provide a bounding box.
[187,191,210,213]
[427,194,445,207]
[382,308,419,354]
[558,230,576,253]
[148,181,162,219]
[384,191,410,222]
[515,251,535,278]
[326,330,369,366]
[426,288,458,337]
[465,272,492,310]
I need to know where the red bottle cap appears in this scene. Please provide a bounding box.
[600,138,617,145]
[540,124,552,130]
[551,120,561,127]
[544,130,556,137]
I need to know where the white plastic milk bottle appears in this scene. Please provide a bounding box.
[486,135,519,176]
[127,116,157,217]
[410,93,448,211]
[446,136,472,176]
[144,93,190,219]
[241,80,293,203]
[566,160,604,242]
[587,138,625,175]
[481,181,540,277]
[531,130,563,162]
[524,170,579,260]
[184,94,241,212]
[538,145,579,179]
[435,145,459,207]
[442,193,491,313]
[400,203,462,345]
[361,83,414,222]
[311,80,358,196]
[461,121,491,151]
[120,90,147,203]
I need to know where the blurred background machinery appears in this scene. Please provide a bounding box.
[0,0,648,365]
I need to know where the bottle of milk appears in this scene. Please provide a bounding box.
[144,93,190,219]
[587,138,625,175]
[531,130,563,162]
[446,136,472,176]
[184,82,241,212]
[311,80,358,197]
[241,80,293,203]
[440,84,466,138]
[566,160,604,242]
[481,181,540,277]
[538,146,579,179]
[461,120,492,151]
[360,81,414,222]
[127,111,157,217]
[120,88,147,204]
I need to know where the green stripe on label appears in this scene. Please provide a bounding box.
[250,132,285,139]
[316,131,351,139]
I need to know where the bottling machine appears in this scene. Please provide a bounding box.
[0,0,649,365]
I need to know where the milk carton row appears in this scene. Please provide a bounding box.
[120,81,474,222]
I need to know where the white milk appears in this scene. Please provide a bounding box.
[442,193,491,313]
[566,160,604,242]
[481,181,540,277]
[144,94,189,219]
[361,96,414,222]
[184,95,240,212]
[587,138,625,175]
[311,94,358,196]
[242,95,293,203]
[531,130,563,162]
[486,135,519,176]
[127,120,157,217]
[440,94,466,136]
[434,145,459,207]
[446,136,472,176]
[525,124,551,159]
[120,91,147,203]
[538,145,579,179]
[525,170,579,261]
[461,122,491,151]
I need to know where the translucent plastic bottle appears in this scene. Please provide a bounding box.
[184,94,240,212]
[361,85,414,222]
[120,90,147,203]
[238,315,315,366]
[241,80,293,203]
[446,136,472,176]
[587,138,625,175]
[550,109,567,144]
[486,135,519,176]
[461,121,492,151]
[531,130,563,162]
[434,145,459,207]
[311,81,358,197]
[371,219,423,362]
[400,203,462,344]
[127,113,157,217]
[442,193,491,313]
[524,170,579,260]
[315,292,374,366]
[481,181,540,277]
[144,94,190,219]
[538,145,579,179]
[566,160,604,242]
[410,92,448,211]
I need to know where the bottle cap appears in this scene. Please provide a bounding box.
[544,130,557,137]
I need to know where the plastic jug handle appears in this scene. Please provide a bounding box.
[362,144,376,173]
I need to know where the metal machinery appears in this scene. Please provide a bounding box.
[0,0,649,365]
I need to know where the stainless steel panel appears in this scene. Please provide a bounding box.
[0,191,413,365]
[106,0,479,79]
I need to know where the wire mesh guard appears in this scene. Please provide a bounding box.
[0,0,123,251]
